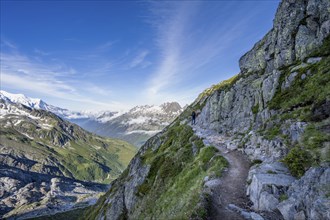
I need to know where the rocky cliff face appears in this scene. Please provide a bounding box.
[239,0,330,74]
[196,0,330,219]
[85,1,329,219]
[198,0,329,135]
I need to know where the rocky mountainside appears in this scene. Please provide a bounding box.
[0,91,183,147]
[72,102,183,147]
[0,98,136,219]
[84,1,330,219]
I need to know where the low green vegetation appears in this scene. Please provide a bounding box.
[251,159,263,166]
[278,106,311,122]
[279,194,289,202]
[282,146,313,177]
[309,35,330,57]
[281,110,329,178]
[302,124,330,152]
[267,170,277,174]
[0,110,137,184]
[264,125,281,140]
[267,37,330,177]
[269,36,330,112]
[251,103,259,115]
[198,74,240,101]
[85,122,228,219]
[54,136,136,183]
[279,122,329,177]
[134,123,227,219]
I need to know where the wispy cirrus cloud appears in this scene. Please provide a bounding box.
[129,50,151,68]
[1,52,77,78]
[145,2,197,99]
[97,40,117,51]
[0,50,112,108]
[1,51,77,96]
[1,72,75,98]
[85,84,112,96]
[34,49,50,56]
[0,39,17,49]
[145,2,251,103]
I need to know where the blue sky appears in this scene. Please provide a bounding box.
[1,0,280,111]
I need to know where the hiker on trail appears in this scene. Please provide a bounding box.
[191,110,196,125]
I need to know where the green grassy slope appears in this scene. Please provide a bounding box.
[0,103,137,184]
[85,122,227,219]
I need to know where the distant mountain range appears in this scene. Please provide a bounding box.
[0,90,183,146]
[71,102,183,147]
[0,93,136,219]
[0,90,92,119]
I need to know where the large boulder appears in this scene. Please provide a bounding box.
[277,167,330,220]
[247,162,296,211]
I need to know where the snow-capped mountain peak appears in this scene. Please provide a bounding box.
[1,90,183,147]
[0,90,89,119]
[0,90,44,109]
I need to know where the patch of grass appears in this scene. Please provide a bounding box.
[198,146,218,163]
[269,54,330,113]
[301,123,330,164]
[267,170,277,174]
[264,125,281,140]
[195,138,205,150]
[252,103,259,115]
[282,146,313,177]
[197,74,240,101]
[55,137,136,183]
[251,159,263,166]
[302,124,330,150]
[282,120,329,177]
[279,194,289,202]
[279,107,312,122]
[208,155,228,178]
[191,205,208,219]
[309,35,330,57]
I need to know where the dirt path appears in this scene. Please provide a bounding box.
[193,127,251,220]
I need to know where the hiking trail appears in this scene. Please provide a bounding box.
[193,126,251,219]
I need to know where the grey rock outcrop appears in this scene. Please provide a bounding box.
[196,71,280,134]
[277,167,330,220]
[228,204,265,220]
[197,0,329,137]
[239,0,330,74]
[0,166,108,220]
[247,162,296,211]
[243,131,288,162]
